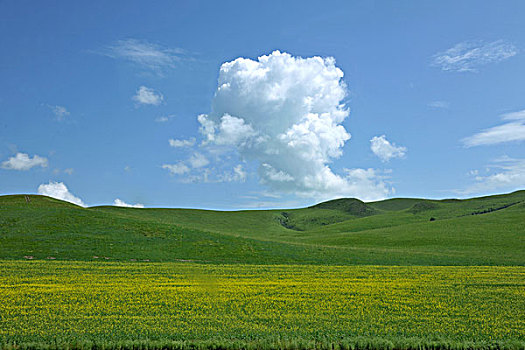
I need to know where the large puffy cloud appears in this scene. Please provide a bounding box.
[37,181,85,207]
[1,153,48,171]
[197,51,390,200]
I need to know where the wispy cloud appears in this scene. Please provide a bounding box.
[48,105,70,121]
[1,152,48,171]
[102,39,186,75]
[133,86,164,106]
[428,101,450,109]
[461,156,525,194]
[155,115,175,123]
[432,40,518,72]
[370,135,407,162]
[217,164,247,183]
[162,160,248,185]
[183,165,248,184]
[236,198,301,210]
[463,109,525,147]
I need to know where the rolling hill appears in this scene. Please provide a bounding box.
[0,190,524,265]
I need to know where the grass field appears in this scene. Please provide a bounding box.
[1,191,524,349]
[1,261,524,349]
[0,190,524,265]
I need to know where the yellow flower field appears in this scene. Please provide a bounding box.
[0,261,524,349]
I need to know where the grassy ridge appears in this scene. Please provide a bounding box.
[0,191,524,265]
[1,261,524,349]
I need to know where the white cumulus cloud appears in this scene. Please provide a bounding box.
[463,109,525,147]
[169,138,196,147]
[133,86,163,106]
[113,198,144,208]
[370,135,407,162]
[37,181,85,207]
[197,51,390,201]
[1,152,48,171]
[162,162,190,175]
[432,40,518,72]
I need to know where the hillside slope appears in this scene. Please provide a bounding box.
[0,191,524,265]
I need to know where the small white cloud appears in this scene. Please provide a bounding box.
[188,153,209,168]
[133,86,163,106]
[155,115,175,123]
[49,105,70,121]
[370,135,407,162]
[113,198,144,208]
[461,156,525,194]
[102,39,185,75]
[463,109,525,147]
[432,40,518,72]
[37,181,85,207]
[1,152,48,171]
[169,138,196,148]
[64,168,74,175]
[428,101,450,109]
[162,162,190,175]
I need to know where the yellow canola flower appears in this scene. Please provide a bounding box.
[0,261,523,345]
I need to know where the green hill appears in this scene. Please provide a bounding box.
[0,190,524,265]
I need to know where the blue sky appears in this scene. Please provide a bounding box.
[1,0,524,209]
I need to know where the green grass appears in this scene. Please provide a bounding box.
[1,190,524,265]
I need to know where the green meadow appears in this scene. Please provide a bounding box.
[1,190,524,265]
[0,190,524,349]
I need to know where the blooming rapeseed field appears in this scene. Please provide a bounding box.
[0,261,524,349]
